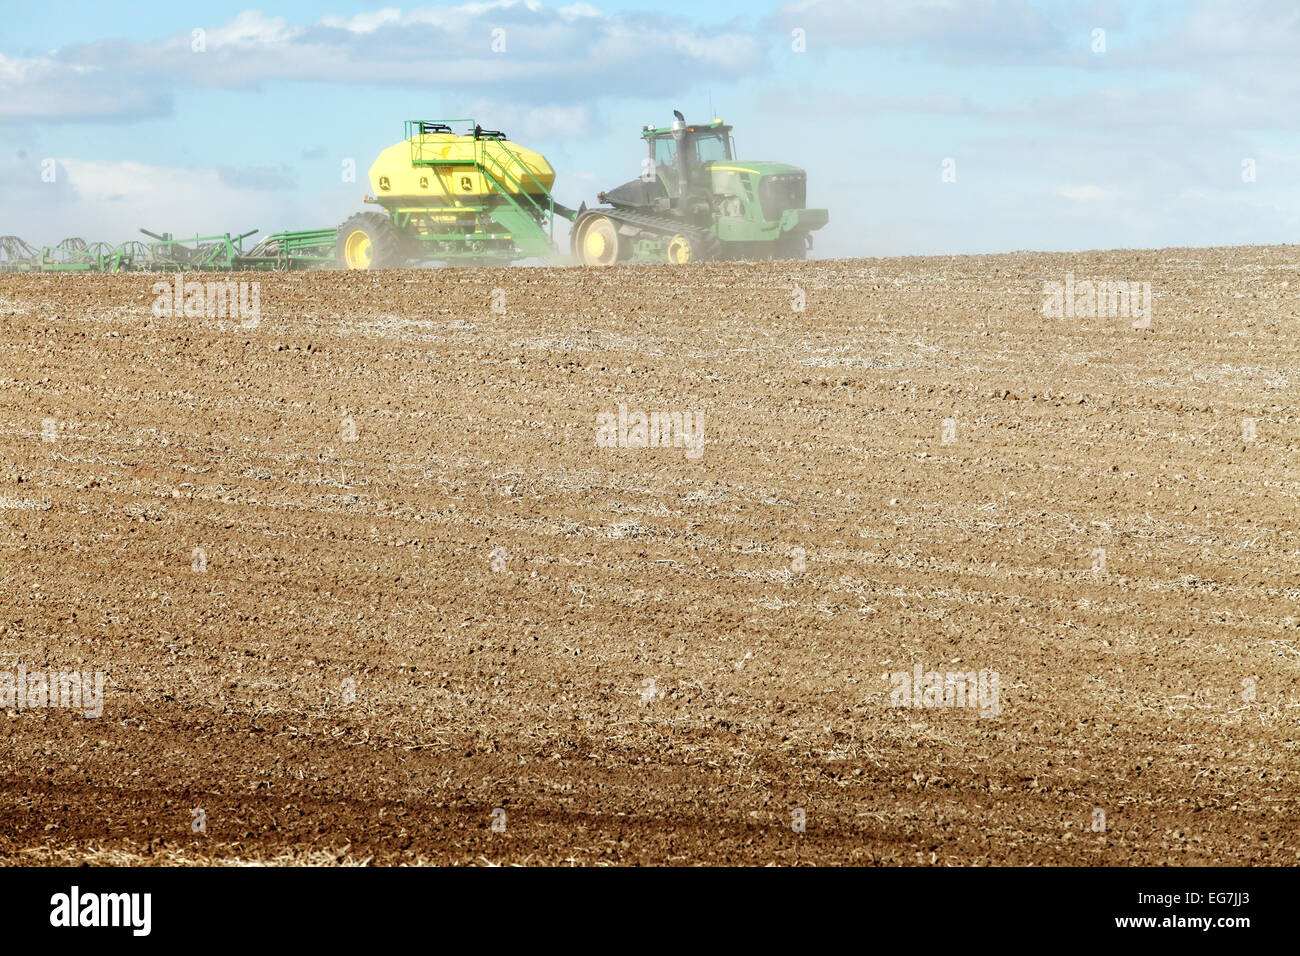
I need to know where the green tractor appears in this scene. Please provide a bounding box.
[570,110,828,266]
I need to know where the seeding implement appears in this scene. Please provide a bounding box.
[0,112,827,272]
[0,227,340,274]
[335,118,574,269]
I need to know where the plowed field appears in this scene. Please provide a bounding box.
[0,246,1296,865]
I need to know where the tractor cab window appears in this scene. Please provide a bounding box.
[693,133,730,164]
[653,137,677,169]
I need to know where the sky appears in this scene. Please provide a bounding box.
[1,0,1297,257]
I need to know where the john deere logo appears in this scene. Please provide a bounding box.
[378,176,391,191]
[460,176,472,191]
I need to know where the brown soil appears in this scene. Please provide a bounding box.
[0,247,1296,865]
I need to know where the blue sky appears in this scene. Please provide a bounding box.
[2,0,1297,256]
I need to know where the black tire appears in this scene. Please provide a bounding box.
[336,211,408,270]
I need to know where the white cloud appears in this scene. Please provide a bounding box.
[1174,0,1300,58]
[0,54,168,122]
[558,3,602,20]
[206,10,300,47]
[768,0,1060,59]
[4,3,764,124]
[321,8,405,34]
[1055,184,1120,202]
[459,102,595,141]
[59,160,200,202]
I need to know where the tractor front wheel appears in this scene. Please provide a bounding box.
[336,212,407,270]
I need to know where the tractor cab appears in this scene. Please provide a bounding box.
[643,117,734,200]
